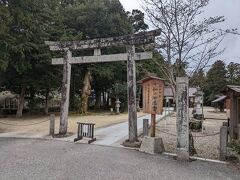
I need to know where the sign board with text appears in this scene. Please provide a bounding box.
[139,76,164,114]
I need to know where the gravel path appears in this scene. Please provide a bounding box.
[93,111,171,146]
[156,107,228,160]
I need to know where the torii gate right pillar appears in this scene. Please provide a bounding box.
[127,45,137,142]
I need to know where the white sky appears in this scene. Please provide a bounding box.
[119,0,240,64]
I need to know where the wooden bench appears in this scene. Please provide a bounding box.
[74,122,96,144]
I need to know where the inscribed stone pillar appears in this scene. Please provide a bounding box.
[59,49,72,135]
[49,114,55,136]
[127,45,137,142]
[176,77,189,160]
[220,125,228,161]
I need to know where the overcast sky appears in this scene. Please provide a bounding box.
[119,0,240,65]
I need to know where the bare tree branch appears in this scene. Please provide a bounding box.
[140,0,228,88]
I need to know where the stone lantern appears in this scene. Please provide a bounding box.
[193,87,204,120]
[115,98,121,114]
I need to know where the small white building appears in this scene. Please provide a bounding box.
[0,91,19,111]
[164,86,197,107]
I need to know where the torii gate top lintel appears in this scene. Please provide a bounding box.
[45,29,161,51]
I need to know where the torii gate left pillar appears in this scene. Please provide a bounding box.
[59,49,72,134]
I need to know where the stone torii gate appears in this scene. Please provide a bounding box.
[45,29,161,142]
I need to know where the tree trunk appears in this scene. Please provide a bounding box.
[29,86,36,114]
[170,84,177,111]
[106,93,110,107]
[70,68,76,111]
[80,70,92,114]
[16,85,26,118]
[44,88,50,115]
[94,90,101,110]
[103,92,109,107]
[103,92,106,107]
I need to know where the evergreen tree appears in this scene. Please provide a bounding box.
[226,62,240,85]
[190,68,205,88]
[0,0,158,116]
[0,0,11,71]
[128,9,149,33]
[57,0,133,113]
[204,60,227,104]
[0,0,63,116]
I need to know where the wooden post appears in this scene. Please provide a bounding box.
[59,49,72,135]
[143,119,149,136]
[230,91,238,139]
[127,45,138,142]
[238,124,240,142]
[49,114,55,136]
[151,114,156,137]
[8,98,11,109]
[3,98,5,109]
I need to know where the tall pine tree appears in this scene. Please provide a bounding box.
[204,60,227,104]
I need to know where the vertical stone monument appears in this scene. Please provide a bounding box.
[176,77,189,160]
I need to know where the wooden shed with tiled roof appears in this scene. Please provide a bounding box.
[222,85,240,141]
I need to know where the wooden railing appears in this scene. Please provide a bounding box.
[74,123,96,144]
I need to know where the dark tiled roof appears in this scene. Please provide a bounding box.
[164,87,197,97]
[164,87,174,97]
[0,91,17,101]
[227,85,240,93]
[137,76,165,84]
[189,87,197,97]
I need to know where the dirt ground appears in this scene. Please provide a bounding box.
[156,106,227,160]
[0,107,228,160]
[0,112,147,135]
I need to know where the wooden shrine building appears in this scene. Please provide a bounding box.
[222,85,240,141]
